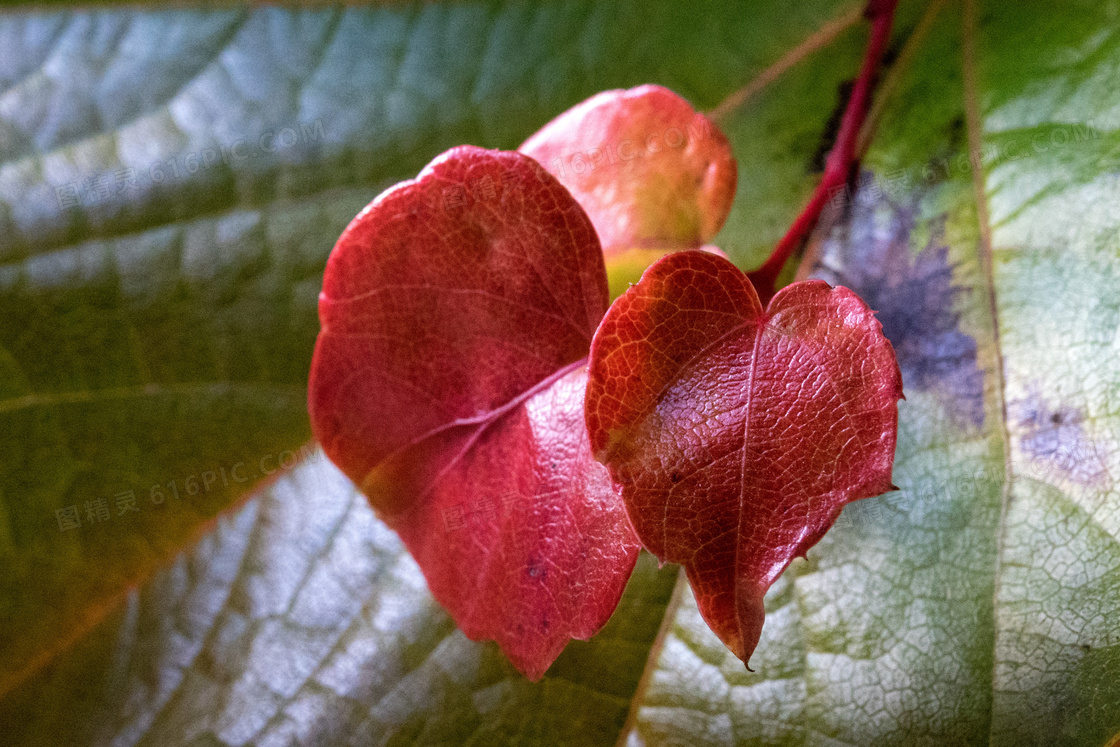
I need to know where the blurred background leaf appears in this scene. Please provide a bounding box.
[0,0,862,741]
[1,452,679,746]
[632,1,1120,745]
[4,0,1119,745]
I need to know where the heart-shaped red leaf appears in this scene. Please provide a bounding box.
[309,146,640,679]
[586,250,902,665]
[520,85,736,264]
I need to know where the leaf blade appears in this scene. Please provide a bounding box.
[308,146,643,678]
[633,0,1120,742]
[0,452,680,746]
[587,250,901,667]
[5,0,858,700]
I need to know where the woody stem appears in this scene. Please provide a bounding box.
[746,0,899,304]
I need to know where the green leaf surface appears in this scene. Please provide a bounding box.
[633,1,1120,745]
[0,451,679,746]
[0,0,858,739]
[9,0,1120,744]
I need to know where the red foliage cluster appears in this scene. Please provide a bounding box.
[309,84,901,679]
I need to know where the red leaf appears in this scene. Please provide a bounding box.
[585,250,902,666]
[309,146,640,680]
[520,85,737,260]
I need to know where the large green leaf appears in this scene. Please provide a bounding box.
[7,0,1119,744]
[633,1,1120,745]
[0,451,679,746]
[0,0,863,740]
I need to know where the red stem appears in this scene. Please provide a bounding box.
[747,0,899,305]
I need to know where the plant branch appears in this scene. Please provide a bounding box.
[793,0,949,285]
[747,0,899,305]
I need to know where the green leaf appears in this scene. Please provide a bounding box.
[0,451,678,746]
[12,0,1118,744]
[632,1,1120,744]
[0,0,857,738]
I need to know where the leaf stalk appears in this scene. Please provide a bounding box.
[747,0,899,304]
